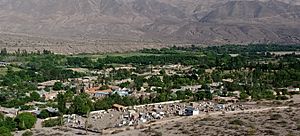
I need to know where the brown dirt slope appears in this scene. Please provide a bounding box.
[0,0,299,53]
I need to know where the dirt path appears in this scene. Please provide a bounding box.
[35,119,43,129]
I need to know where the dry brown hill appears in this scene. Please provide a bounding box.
[0,0,299,53]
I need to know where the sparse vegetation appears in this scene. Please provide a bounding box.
[42,118,62,127]
[270,114,283,120]
[22,131,33,136]
[229,119,245,126]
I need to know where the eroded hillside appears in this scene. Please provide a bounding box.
[0,0,299,53]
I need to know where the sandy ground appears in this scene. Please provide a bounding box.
[291,95,300,103]
[15,127,100,136]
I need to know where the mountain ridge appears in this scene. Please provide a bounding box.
[0,0,299,53]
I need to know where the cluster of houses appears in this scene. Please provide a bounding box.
[85,86,131,98]
[36,76,132,101]
[6,64,295,121]
[0,105,59,118]
[35,72,300,104]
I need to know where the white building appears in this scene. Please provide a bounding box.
[185,106,199,116]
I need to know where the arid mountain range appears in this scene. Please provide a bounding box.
[0,0,299,53]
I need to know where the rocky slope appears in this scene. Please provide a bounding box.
[0,0,299,53]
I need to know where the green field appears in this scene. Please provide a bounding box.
[72,50,204,59]
[72,52,162,59]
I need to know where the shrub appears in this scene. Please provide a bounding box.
[276,95,289,100]
[30,91,41,101]
[247,128,256,135]
[0,126,12,136]
[20,105,31,111]
[0,116,17,131]
[42,118,62,127]
[22,131,33,136]
[229,119,245,126]
[53,82,64,91]
[38,109,50,119]
[14,113,37,130]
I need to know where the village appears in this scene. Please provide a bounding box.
[1,63,299,135]
[0,45,299,135]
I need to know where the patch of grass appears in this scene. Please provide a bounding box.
[227,125,239,130]
[286,133,296,136]
[247,128,256,136]
[229,119,245,126]
[0,67,21,75]
[42,118,63,127]
[248,124,256,129]
[22,131,33,136]
[73,52,162,59]
[0,67,7,75]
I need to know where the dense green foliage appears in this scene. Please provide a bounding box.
[0,114,15,136]
[0,112,36,134]
[30,91,40,101]
[69,94,93,115]
[57,93,67,114]
[14,113,37,130]
[0,126,12,136]
[53,82,64,91]
[38,109,50,119]
[0,44,299,116]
